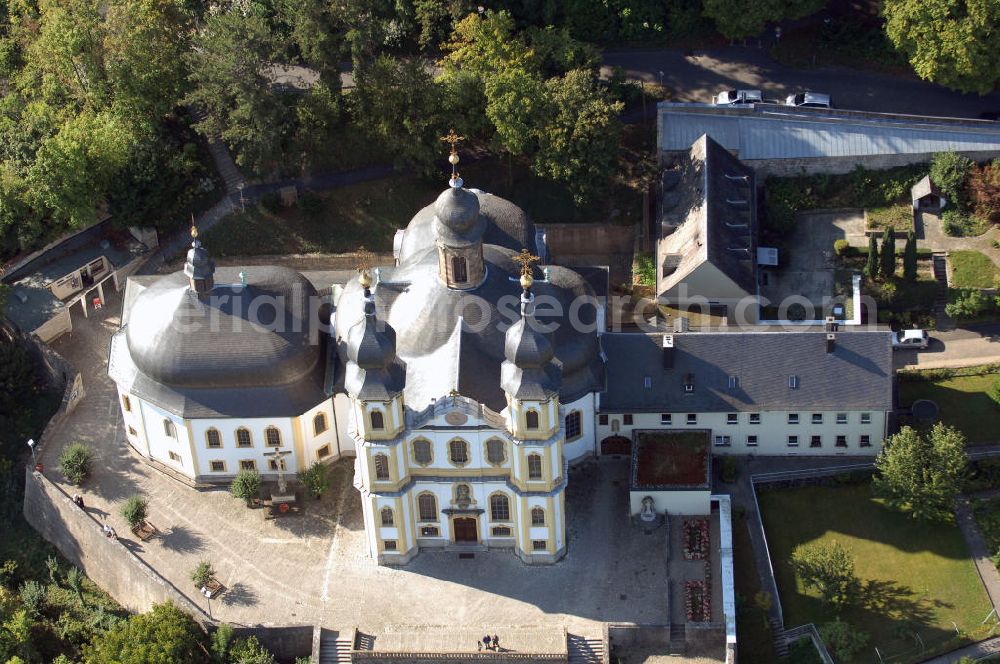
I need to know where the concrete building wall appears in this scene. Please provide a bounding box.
[597,410,887,456]
[33,307,73,343]
[188,416,298,477]
[628,489,710,515]
[563,393,596,463]
[139,399,195,476]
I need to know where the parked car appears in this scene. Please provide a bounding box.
[785,92,833,108]
[714,89,763,105]
[892,329,929,350]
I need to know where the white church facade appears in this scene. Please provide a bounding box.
[108,155,894,566]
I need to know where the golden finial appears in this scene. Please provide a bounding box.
[356,247,374,290]
[441,129,464,178]
[520,271,534,290]
[190,214,198,239]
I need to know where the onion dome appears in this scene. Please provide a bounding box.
[501,275,562,401]
[344,277,405,400]
[183,225,214,295]
[432,179,486,248]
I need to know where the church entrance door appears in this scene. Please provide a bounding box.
[453,517,478,543]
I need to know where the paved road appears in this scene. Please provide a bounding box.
[602,46,1000,118]
[895,324,1000,371]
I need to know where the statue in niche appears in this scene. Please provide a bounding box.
[640,495,657,522]
[455,484,472,508]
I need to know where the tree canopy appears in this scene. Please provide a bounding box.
[874,423,967,521]
[83,602,210,664]
[884,0,1000,94]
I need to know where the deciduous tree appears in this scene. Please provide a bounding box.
[874,424,967,521]
[83,602,210,664]
[790,540,858,605]
[883,0,1000,94]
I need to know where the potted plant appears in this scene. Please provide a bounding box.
[121,495,154,540]
[191,561,222,597]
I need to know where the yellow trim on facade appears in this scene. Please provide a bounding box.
[184,421,200,474]
[291,416,306,469]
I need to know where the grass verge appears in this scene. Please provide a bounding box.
[950,250,1000,289]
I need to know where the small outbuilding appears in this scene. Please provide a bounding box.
[911,175,947,211]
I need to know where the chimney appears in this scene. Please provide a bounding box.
[826,332,836,353]
[662,334,675,369]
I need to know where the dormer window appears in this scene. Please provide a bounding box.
[643,376,652,388]
[788,375,799,389]
[728,375,738,389]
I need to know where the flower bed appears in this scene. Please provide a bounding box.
[684,580,711,623]
[683,518,709,560]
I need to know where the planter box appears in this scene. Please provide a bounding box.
[131,520,157,541]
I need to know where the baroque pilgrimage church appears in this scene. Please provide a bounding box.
[108,147,894,566]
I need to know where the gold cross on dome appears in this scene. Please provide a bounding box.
[356,247,374,273]
[512,248,540,277]
[440,129,464,154]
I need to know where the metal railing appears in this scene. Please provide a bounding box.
[406,395,508,431]
[783,624,835,664]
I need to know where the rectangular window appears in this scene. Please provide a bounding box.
[239,459,256,471]
[836,413,848,424]
[749,413,761,425]
[383,540,397,552]
[599,414,609,425]
[860,435,872,447]
[643,376,652,388]
[728,375,738,389]
[623,414,634,425]
[127,426,137,436]
[787,435,799,447]
[168,451,181,463]
[714,435,731,447]
[686,413,697,425]
[811,413,823,424]
[788,413,799,424]
[660,413,672,425]
[420,526,440,537]
[789,375,799,389]
[565,411,582,440]
[746,435,758,447]
[206,429,222,449]
[210,461,225,472]
[122,395,131,412]
[860,412,872,424]
[835,435,847,447]
[316,445,331,459]
[727,413,738,425]
[810,435,822,448]
[532,540,548,551]
[491,526,512,537]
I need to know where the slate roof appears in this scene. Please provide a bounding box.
[657,102,1000,160]
[600,330,893,412]
[911,175,941,201]
[658,135,756,295]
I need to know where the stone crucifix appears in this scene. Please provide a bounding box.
[262,448,293,495]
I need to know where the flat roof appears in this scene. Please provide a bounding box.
[632,429,711,489]
[657,102,1000,160]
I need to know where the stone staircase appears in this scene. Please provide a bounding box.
[668,623,686,655]
[932,252,950,323]
[770,617,789,658]
[318,629,352,664]
[567,633,604,664]
[188,106,246,194]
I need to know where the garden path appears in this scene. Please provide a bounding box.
[918,211,1000,269]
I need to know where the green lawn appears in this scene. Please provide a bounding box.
[759,483,992,664]
[898,370,1000,444]
[950,250,1000,289]
[204,154,644,257]
[973,497,1000,569]
[867,204,915,233]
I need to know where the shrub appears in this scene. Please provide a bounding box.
[259,191,281,213]
[989,378,1000,410]
[228,636,277,664]
[833,239,850,256]
[58,443,93,486]
[298,191,323,219]
[790,540,859,605]
[930,151,973,205]
[120,495,148,529]
[945,288,993,319]
[720,457,738,483]
[230,469,262,506]
[19,580,46,617]
[633,252,656,287]
[820,618,869,661]
[191,561,215,589]
[298,463,329,499]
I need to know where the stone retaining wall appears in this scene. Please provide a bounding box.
[745,150,1000,178]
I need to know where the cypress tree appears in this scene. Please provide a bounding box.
[879,226,896,279]
[865,232,879,278]
[903,230,918,281]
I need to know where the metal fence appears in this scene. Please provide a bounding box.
[783,624,835,664]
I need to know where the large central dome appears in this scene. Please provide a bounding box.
[335,186,602,411]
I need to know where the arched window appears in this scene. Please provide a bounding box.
[206,429,222,449]
[380,507,394,526]
[313,412,328,435]
[412,439,432,465]
[448,439,469,465]
[236,427,252,448]
[417,493,437,521]
[565,411,582,440]
[451,256,468,283]
[485,439,505,465]
[531,507,545,526]
[163,419,176,438]
[373,453,390,480]
[122,395,131,412]
[525,410,539,430]
[490,494,511,521]
[370,410,385,430]
[265,426,282,447]
[527,453,543,480]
